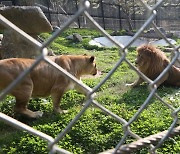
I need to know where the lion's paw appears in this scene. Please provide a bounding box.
[34,111,43,118]
[125,83,134,87]
[54,108,68,114]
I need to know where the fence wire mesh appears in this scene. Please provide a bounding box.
[0,0,179,154]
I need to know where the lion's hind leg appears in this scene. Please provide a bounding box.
[13,85,43,119]
[14,96,43,118]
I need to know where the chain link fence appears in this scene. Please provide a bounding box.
[0,0,179,153]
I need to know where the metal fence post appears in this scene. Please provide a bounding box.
[118,5,122,30]
[75,0,81,28]
[47,0,52,25]
[100,0,105,30]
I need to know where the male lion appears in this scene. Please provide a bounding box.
[127,44,180,87]
[0,55,97,118]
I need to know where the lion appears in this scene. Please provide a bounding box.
[0,55,97,118]
[127,44,180,87]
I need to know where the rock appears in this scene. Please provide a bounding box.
[140,27,173,39]
[66,33,82,42]
[73,33,82,42]
[0,6,53,59]
[146,27,166,35]
[111,30,119,36]
[0,6,52,34]
[158,27,166,34]
[66,35,74,40]
[1,30,40,59]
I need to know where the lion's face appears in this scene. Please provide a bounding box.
[85,56,97,76]
[135,52,151,67]
[135,46,152,68]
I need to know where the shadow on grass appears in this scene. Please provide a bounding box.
[117,84,179,108]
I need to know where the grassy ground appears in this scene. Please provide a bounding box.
[0,28,179,154]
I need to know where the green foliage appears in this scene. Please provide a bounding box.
[175,38,180,45]
[110,29,127,36]
[0,28,180,154]
[0,96,15,117]
[61,28,103,38]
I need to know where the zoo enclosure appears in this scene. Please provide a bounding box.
[0,0,180,154]
[3,0,180,32]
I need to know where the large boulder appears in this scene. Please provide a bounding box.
[0,6,53,59]
[0,6,52,34]
[66,33,83,42]
[1,30,41,58]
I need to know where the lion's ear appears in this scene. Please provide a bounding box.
[89,56,95,63]
[83,54,87,56]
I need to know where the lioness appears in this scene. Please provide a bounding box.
[0,55,97,118]
[127,44,180,87]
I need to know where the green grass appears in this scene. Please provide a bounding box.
[0,28,180,154]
